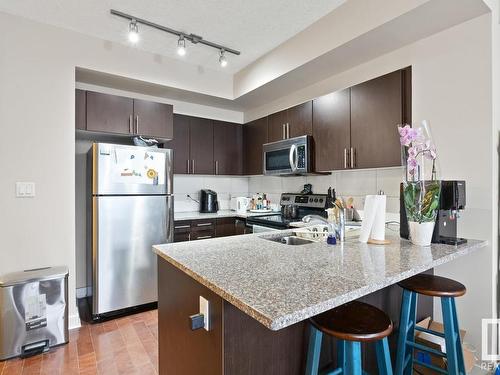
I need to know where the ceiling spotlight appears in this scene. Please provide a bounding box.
[219,49,228,67]
[177,35,186,56]
[128,19,139,44]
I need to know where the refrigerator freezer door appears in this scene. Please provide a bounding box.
[92,195,173,315]
[92,143,173,195]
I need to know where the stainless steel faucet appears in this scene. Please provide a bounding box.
[302,203,345,242]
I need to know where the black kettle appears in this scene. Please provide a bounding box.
[200,189,219,213]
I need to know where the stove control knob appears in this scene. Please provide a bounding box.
[319,198,324,203]
[314,198,318,202]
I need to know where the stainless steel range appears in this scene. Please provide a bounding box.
[247,193,329,232]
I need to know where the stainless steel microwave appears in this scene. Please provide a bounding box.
[263,135,312,175]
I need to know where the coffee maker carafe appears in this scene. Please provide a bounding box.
[400,180,467,245]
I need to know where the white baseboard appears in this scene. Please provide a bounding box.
[69,312,81,330]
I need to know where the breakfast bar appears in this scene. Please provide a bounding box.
[153,231,486,375]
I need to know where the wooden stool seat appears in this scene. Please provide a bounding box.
[310,301,393,342]
[398,274,466,297]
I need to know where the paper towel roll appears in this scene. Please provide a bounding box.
[359,195,386,243]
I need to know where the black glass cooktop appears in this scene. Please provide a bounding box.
[246,214,292,229]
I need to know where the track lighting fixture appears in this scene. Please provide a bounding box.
[219,49,228,67]
[128,19,139,44]
[111,9,240,65]
[177,35,186,56]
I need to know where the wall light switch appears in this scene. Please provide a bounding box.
[199,296,210,331]
[16,182,35,197]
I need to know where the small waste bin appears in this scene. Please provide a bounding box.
[0,266,69,360]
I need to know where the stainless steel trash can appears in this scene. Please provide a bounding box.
[0,266,69,360]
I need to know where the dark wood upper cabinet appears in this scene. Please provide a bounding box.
[81,90,173,139]
[86,91,133,134]
[189,117,214,175]
[267,101,312,142]
[213,121,243,175]
[167,114,191,174]
[268,110,287,142]
[287,101,312,138]
[243,117,268,175]
[133,99,173,139]
[75,89,86,130]
[350,70,405,169]
[312,89,351,171]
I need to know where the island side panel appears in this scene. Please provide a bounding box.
[158,257,223,375]
[223,301,307,375]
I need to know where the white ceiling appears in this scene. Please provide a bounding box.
[0,0,345,73]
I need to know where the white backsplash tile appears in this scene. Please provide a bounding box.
[259,176,283,193]
[248,176,263,193]
[336,170,377,196]
[174,167,402,215]
[173,175,205,194]
[231,177,249,193]
[376,167,404,197]
[281,176,307,194]
[305,174,336,195]
[173,175,249,212]
[386,197,400,214]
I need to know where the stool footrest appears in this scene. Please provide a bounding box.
[406,340,446,357]
[415,326,446,338]
[325,368,343,375]
[414,358,448,374]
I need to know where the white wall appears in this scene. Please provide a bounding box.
[0,11,241,327]
[245,14,494,351]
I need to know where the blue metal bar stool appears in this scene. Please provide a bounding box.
[305,301,393,375]
[395,274,466,375]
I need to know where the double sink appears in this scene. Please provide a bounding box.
[259,223,361,246]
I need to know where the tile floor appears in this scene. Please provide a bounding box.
[0,310,158,375]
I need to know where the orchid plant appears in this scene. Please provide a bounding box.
[398,123,437,181]
[398,121,441,225]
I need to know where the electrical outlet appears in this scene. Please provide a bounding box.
[16,182,36,198]
[199,296,210,331]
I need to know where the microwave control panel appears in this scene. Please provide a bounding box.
[297,145,306,169]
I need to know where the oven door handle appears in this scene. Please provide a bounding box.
[289,144,298,173]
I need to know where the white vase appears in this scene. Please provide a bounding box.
[408,221,435,246]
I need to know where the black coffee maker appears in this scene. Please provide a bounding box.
[200,189,219,213]
[400,180,467,245]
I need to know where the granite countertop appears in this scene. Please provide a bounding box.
[174,209,279,221]
[153,230,487,331]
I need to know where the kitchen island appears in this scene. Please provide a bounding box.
[153,230,486,375]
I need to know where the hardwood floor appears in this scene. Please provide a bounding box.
[0,310,158,375]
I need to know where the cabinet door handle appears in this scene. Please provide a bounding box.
[350,147,356,168]
[215,160,219,175]
[282,124,286,140]
[196,223,212,227]
[192,160,195,174]
[129,115,133,134]
[286,123,290,139]
[187,159,190,174]
[344,148,348,169]
[188,233,191,241]
[135,115,139,134]
[197,235,212,240]
[175,225,190,229]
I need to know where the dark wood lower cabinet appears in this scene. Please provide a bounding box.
[158,258,433,375]
[215,218,237,237]
[174,218,240,242]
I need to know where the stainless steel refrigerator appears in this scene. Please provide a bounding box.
[88,143,173,317]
